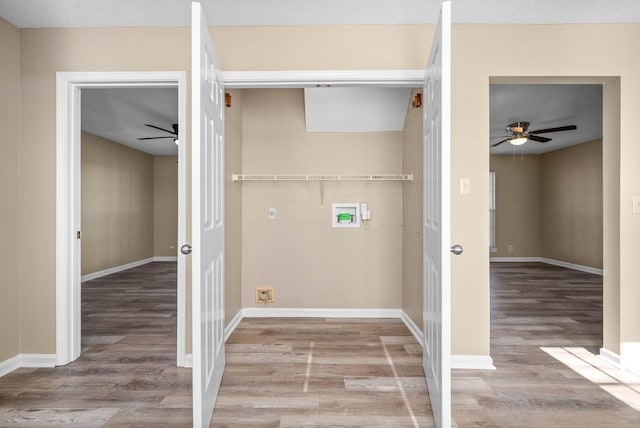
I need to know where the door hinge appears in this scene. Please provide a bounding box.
[76,230,82,240]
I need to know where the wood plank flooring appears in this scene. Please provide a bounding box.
[1,261,639,427]
[0,262,192,427]
[212,318,433,427]
[452,262,640,427]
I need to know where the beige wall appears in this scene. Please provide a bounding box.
[153,156,178,257]
[81,132,154,275]
[12,22,640,366]
[491,141,603,268]
[225,89,243,324]
[402,91,423,329]
[490,155,542,257]
[0,17,21,361]
[541,140,603,268]
[241,89,403,309]
[20,27,190,353]
[454,24,639,361]
[17,24,429,354]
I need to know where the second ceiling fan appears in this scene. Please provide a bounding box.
[138,123,179,144]
[491,121,577,147]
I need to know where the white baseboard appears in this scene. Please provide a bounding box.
[0,354,57,378]
[599,347,622,368]
[400,310,424,348]
[540,258,603,276]
[241,307,402,318]
[81,257,178,282]
[153,256,178,262]
[184,353,193,368]
[224,309,244,342]
[0,355,21,378]
[81,258,154,282]
[490,257,541,263]
[490,256,603,276]
[451,354,496,370]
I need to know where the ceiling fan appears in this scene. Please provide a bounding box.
[138,123,179,144]
[491,121,577,147]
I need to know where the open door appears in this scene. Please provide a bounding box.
[191,2,226,427]
[423,1,452,427]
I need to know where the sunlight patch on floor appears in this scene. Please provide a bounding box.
[541,346,640,411]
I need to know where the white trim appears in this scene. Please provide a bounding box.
[184,353,193,368]
[400,310,424,348]
[490,256,603,276]
[80,257,178,282]
[153,256,178,262]
[599,347,623,368]
[241,307,402,318]
[490,257,542,263]
[0,354,57,378]
[0,355,21,378]
[222,69,424,88]
[80,257,154,282]
[56,71,188,367]
[540,257,603,276]
[450,355,496,370]
[224,309,244,343]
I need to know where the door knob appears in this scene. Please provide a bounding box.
[450,244,463,255]
[180,244,192,255]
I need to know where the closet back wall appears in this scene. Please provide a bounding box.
[241,89,403,309]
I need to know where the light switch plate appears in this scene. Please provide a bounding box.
[460,178,471,195]
[633,196,640,214]
[268,208,276,220]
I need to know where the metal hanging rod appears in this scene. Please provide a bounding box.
[232,173,413,182]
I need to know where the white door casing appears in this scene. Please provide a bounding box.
[55,71,188,367]
[191,2,226,427]
[423,2,452,428]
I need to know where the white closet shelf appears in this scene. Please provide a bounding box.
[232,173,413,182]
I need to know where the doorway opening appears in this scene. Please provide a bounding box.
[55,72,188,367]
[488,76,619,365]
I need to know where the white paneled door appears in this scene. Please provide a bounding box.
[191,2,225,427]
[423,1,452,428]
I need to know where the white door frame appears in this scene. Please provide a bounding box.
[55,71,188,367]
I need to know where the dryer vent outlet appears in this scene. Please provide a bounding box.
[255,287,275,303]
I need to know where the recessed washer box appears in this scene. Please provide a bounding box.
[332,203,360,228]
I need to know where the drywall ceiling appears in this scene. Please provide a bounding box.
[490,84,603,155]
[81,87,178,156]
[1,0,639,28]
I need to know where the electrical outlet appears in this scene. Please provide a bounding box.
[508,244,514,252]
[255,287,275,303]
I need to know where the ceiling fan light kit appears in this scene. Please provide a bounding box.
[510,135,528,145]
[491,121,577,148]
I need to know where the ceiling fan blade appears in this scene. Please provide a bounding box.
[527,135,552,143]
[529,125,577,134]
[137,136,176,140]
[144,123,176,135]
[491,139,510,147]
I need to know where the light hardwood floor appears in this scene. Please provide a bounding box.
[451,262,640,427]
[1,262,639,427]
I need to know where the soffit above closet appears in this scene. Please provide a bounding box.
[304,87,413,133]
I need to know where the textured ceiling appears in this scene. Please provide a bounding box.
[82,88,178,156]
[1,0,640,28]
[490,84,602,155]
